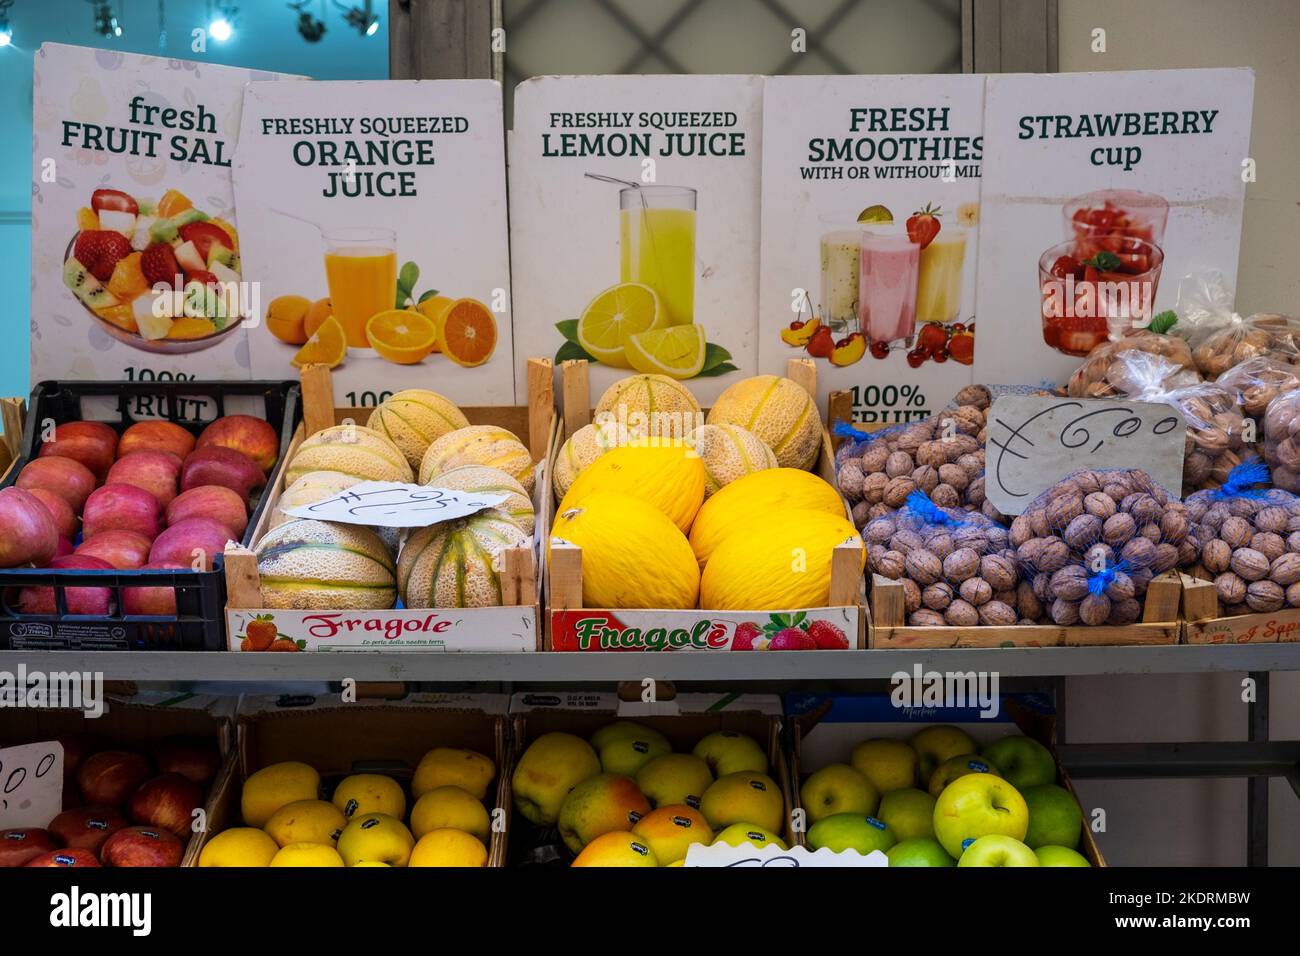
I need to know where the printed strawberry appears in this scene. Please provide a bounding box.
[243,615,277,652]
[1050,254,1081,281]
[268,638,303,652]
[178,221,234,260]
[140,243,180,287]
[906,202,942,250]
[733,621,762,651]
[768,627,817,651]
[805,324,834,359]
[948,330,974,366]
[91,188,139,216]
[917,322,948,354]
[73,230,132,282]
[807,620,849,650]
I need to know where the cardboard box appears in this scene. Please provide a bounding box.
[223,360,558,652]
[547,358,866,651]
[1180,571,1300,643]
[186,692,511,867]
[785,692,1106,865]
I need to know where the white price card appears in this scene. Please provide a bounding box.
[0,741,64,829]
[282,482,509,529]
[684,841,888,867]
[986,394,1186,516]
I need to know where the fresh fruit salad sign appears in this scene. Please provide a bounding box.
[509,75,764,403]
[973,68,1254,389]
[758,76,986,422]
[233,80,514,405]
[31,43,291,383]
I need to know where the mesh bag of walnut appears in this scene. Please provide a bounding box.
[1012,468,1194,626]
[1168,271,1300,379]
[865,490,1029,627]
[1185,459,1300,616]
[1066,331,1199,399]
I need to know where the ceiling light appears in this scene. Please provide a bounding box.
[92,2,123,38]
[338,1,379,38]
[290,1,325,42]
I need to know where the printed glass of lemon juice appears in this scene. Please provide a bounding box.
[619,185,696,327]
[323,227,397,349]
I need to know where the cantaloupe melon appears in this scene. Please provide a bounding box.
[255,518,396,610]
[270,470,401,554]
[700,508,864,611]
[689,468,847,570]
[370,389,470,470]
[286,425,414,486]
[692,423,778,498]
[422,464,535,536]
[593,374,702,433]
[551,419,647,499]
[706,375,822,471]
[418,425,535,494]
[398,512,529,608]
[558,441,704,533]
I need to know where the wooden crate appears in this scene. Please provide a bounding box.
[222,359,558,652]
[546,358,866,652]
[1180,572,1300,643]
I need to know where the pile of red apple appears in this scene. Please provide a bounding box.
[0,735,221,868]
[2,413,280,616]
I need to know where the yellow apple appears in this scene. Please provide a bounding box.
[590,720,669,753]
[630,805,712,865]
[850,738,917,793]
[412,747,495,800]
[335,812,415,867]
[928,754,1001,797]
[933,773,1029,858]
[876,788,937,840]
[512,732,601,826]
[599,734,671,776]
[712,822,787,850]
[264,799,348,847]
[571,831,659,867]
[332,773,406,820]
[800,763,878,822]
[692,731,768,776]
[699,771,784,834]
[241,761,321,828]
[198,827,279,867]
[409,785,490,842]
[557,773,651,854]
[270,843,345,867]
[910,725,977,781]
[958,834,1039,867]
[636,753,714,808]
[409,828,488,867]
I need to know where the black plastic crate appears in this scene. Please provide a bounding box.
[0,379,300,651]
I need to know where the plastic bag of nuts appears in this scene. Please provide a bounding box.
[1262,388,1300,493]
[1066,331,1199,399]
[865,490,1031,627]
[1012,467,1195,626]
[1169,271,1300,379]
[1216,357,1300,428]
[1184,460,1300,616]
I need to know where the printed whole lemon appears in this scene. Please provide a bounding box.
[410,786,491,842]
[412,747,496,801]
[199,827,281,867]
[264,799,348,847]
[270,843,346,867]
[558,441,705,533]
[409,828,489,867]
[241,761,321,828]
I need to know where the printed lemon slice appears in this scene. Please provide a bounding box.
[577,282,664,369]
[292,315,348,369]
[625,324,707,380]
[367,309,438,365]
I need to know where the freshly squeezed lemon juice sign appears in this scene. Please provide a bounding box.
[509,75,764,404]
[233,80,514,404]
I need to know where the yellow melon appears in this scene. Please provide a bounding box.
[370,390,470,470]
[700,508,864,611]
[421,464,535,536]
[692,423,778,498]
[419,425,535,494]
[689,468,846,570]
[550,492,699,609]
[551,418,647,500]
[398,513,530,608]
[270,470,401,555]
[558,441,705,533]
[706,375,822,470]
[286,425,414,486]
[593,374,702,436]
[255,518,396,610]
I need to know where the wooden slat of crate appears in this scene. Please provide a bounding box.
[1180,571,1300,644]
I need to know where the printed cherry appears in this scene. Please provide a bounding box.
[869,340,890,360]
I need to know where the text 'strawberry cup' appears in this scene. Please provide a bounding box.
[1038,237,1165,357]
[1064,189,1169,259]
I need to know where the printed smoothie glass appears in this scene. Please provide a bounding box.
[1064,189,1169,259]
[859,223,919,346]
[1038,236,1164,356]
[620,185,696,326]
[916,215,968,325]
[323,227,398,349]
[818,215,861,330]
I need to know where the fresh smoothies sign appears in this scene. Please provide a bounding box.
[234,80,514,405]
[973,69,1254,389]
[510,75,764,402]
[758,76,985,421]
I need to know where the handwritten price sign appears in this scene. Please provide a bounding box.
[0,741,64,829]
[283,481,510,529]
[987,395,1186,516]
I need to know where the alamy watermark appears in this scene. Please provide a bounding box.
[0,666,104,718]
[890,664,1000,718]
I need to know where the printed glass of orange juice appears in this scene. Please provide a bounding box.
[323,227,397,349]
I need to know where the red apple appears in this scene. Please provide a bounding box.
[47,806,127,854]
[0,486,60,568]
[106,451,182,508]
[38,420,119,482]
[100,826,184,867]
[152,737,221,787]
[82,483,163,541]
[148,518,231,572]
[128,773,203,837]
[197,415,280,472]
[53,536,74,559]
[166,485,248,538]
[122,562,184,616]
[180,446,266,500]
[76,531,153,570]
[58,733,101,784]
[77,749,150,807]
[118,420,195,462]
[0,828,58,867]
[16,555,114,616]
[25,487,79,540]
[15,456,97,512]
[26,848,102,867]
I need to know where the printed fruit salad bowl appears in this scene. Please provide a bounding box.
[62,187,248,354]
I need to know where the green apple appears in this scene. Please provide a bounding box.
[692,731,768,776]
[712,822,787,850]
[887,836,955,867]
[876,788,936,840]
[980,735,1057,791]
[800,764,878,823]
[806,813,896,855]
[636,753,713,808]
[910,725,977,782]
[957,834,1040,867]
[932,772,1029,858]
[928,754,1001,797]
[849,738,917,793]
[1022,783,1083,849]
[590,721,669,753]
[598,734,671,776]
[1035,844,1091,867]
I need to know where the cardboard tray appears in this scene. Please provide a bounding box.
[1180,571,1300,643]
[546,358,866,651]
[786,692,1106,866]
[222,360,558,652]
[184,692,512,867]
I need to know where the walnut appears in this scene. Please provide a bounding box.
[943,599,979,627]
[1138,522,1162,544]
[953,384,992,409]
[883,476,917,508]
[890,529,925,554]
[938,463,969,492]
[1035,539,1073,573]
[1215,572,1247,606]
[1009,515,1034,547]
[1152,543,1181,573]
[993,588,1017,606]
[1247,579,1285,612]
[868,503,893,522]
[927,532,956,559]
[873,549,906,579]
[859,444,890,473]
[861,472,889,505]
[901,578,922,613]
[904,550,943,586]
[1288,532,1300,554]
[1185,497,1209,523]
[1255,506,1289,534]
[1064,514,1103,550]
[1046,494,1085,531]
[1016,581,1044,621]
[1179,539,1201,567]
[1102,480,1132,501]
[1160,510,1189,545]
[1083,544,1116,573]
[1226,497,1258,519]
[1107,598,1142,625]
[851,501,871,528]
[943,547,981,583]
[931,484,961,509]
[1050,566,1091,601]
[1105,572,1136,602]
[1083,492,1117,519]
[1127,494,1164,525]
[1079,593,1112,626]
[957,453,984,480]
[966,477,986,508]
[1270,553,1300,586]
[1230,547,1270,581]
[1130,566,1155,594]
[1050,598,1081,626]
[909,608,947,627]
[1074,471,1104,495]
[952,526,992,554]
[838,461,865,499]
[885,451,914,478]
[1032,571,1053,602]
[978,601,1018,626]
[1202,538,1233,574]
[916,441,946,468]
[910,465,939,495]
[1287,582,1300,607]
[1120,536,1158,569]
[1252,532,1286,562]
[1103,513,1137,546]
[1220,516,1254,549]
[959,577,993,606]
[980,554,1018,591]
[1029,510,1051,538]
[864,518,896,545]
[922,582,955,611]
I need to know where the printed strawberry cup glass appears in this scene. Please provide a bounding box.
[1038,237,1165,356]
[1064,189,1168,260]
[858,222,919,348]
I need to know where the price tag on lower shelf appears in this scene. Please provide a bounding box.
[282,482,509,529]
[986,395,1186,516]
[0,741,64,829]
[684,842,887,867]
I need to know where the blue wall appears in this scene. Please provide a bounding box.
[0,0,388,396]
